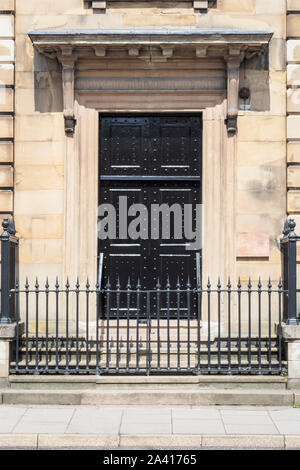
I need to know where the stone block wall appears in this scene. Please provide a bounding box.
[287,0,300,304]
[287,1,300,225]
[234,0,287,284]
[0,0,14,224]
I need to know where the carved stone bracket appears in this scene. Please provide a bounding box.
[57,48,77,136]
[225,48,245,136]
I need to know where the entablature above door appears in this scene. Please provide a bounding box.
[29,28,273,136]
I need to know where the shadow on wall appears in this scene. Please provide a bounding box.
[34,50,63,113]
[239,49,270,112]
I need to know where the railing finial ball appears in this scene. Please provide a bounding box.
[2,218,9,230]
[288,218,296,231]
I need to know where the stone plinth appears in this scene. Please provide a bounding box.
[282,324,300,389]
[0,323,24,387]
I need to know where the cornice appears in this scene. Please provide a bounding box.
[29,29,273,51]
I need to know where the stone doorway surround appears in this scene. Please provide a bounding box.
[29,29,273,287]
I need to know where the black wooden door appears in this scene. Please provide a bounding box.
[98,115,202,316]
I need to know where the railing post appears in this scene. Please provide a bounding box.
[281,219,299,326]
[0,218,20,385]
[0,218,19,324]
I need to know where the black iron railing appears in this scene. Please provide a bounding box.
[8,277,285,375]
[0,218,299,376]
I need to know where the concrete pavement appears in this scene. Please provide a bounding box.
[0,404,300,449]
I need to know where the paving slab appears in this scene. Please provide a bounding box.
[269,409,300,421]
[221,415,274,425]
[122,411,171,424]
[0,406,27,433]
[172,408,220,420]
[224,424,279,435]
[173,419,225,435]
[66,408,122,434]
[120,422,172,435]
[271,421,300,434]
[12,408,75,434]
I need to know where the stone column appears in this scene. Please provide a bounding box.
[282,324,300,389]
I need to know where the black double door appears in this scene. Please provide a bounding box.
[98,115,202,317]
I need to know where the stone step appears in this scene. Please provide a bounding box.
[0,387,294,406]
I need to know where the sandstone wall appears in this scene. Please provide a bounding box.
[0,0,14,226]
[287,0,300,305]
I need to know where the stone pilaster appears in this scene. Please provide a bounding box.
[0,0,14,219]
[287,2,300,227]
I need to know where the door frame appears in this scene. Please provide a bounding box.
[63,99,236,317]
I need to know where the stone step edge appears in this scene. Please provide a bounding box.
[0,389,295,406]
[0,433,299,450]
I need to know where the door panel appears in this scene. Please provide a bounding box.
[100,116,201,177]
